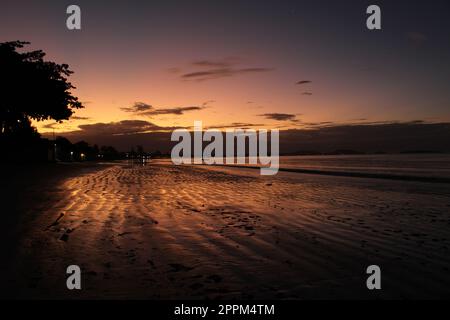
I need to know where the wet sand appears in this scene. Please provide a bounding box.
[2,162,450,299]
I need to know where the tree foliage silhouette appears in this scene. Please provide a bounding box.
[0,41,83,136]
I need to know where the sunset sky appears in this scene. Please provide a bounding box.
[1,0,450,149]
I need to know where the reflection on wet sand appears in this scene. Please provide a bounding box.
[4,162,450,299]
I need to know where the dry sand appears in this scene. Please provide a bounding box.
[2,161,450,299]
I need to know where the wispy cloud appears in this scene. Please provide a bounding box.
[141,106,205,116]
[259,113,298,121]
[121,102,153,113]
[297,120,430,130]
[202,100,216,107]
[204,122,265,130]
[121,102,206,117]
[181,67,272,81]
[71,116,91,120]
[175,57,273,81]
[299,121,335,128]
[42,123,58,129]
[296,80,312,85]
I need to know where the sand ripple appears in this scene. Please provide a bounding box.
[7,163,450,299]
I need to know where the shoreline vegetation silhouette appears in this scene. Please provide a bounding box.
[0,41,127,163]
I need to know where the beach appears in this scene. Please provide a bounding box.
[2,160,450,299]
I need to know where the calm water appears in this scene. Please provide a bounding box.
[156,154,450,179]
[279,154,450,178]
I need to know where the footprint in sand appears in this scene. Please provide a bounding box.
[59,228,76,242]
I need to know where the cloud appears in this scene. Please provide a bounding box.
[121,102,206,117]
[300,121,335,128]
[202,100,216,107]
[42,123,58,129]
[205,122,265,130]
[259,113,297,121]
[239,68,273,73]
[141,106,205,116]
[302,92,313,96]
[76,120,182,136]
[41,116,90,130]
[296,80,312,85]
[245,101,264,109]
[44,121,450,154]
[71,116,91,120]
[121,102,153,113]
[351,118,368,121]
[174,57,273,81]
[181,67,272,81]
[280,122,450,154]
[298,120,429,130]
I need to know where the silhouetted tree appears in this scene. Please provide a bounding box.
[101,145,120,160]
[55,136,73,161]
[93,144,100,156]
[136,145,144,155]
[0,41,83,136]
